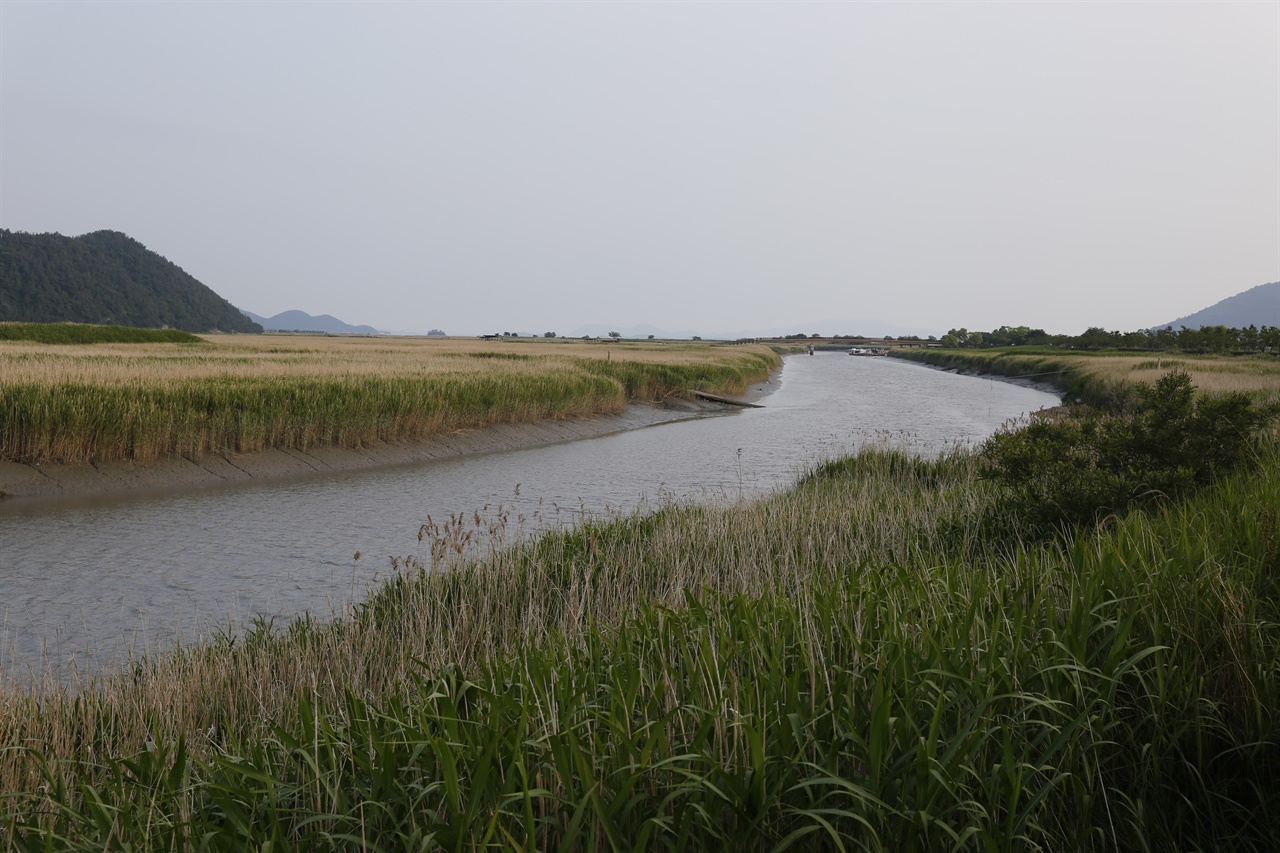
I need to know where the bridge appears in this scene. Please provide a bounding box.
[724,337,935,351]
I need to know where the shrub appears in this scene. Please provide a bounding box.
[981,370,1278,526]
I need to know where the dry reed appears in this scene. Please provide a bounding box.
[0,336,779,464]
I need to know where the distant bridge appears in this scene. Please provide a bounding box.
[724,337,934,351]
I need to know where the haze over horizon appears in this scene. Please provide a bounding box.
[2,1,1276,338]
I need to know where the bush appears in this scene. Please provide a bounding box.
[981,371,1277,526]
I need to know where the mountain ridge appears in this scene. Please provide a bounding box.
[1155,282,1279,330]
[242,309,381,335]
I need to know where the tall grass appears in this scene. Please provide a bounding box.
[0,322,203,344]
[892,347,1280,409]
[0,337,779,464]
[3,441,1278,848]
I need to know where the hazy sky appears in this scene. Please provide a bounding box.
[2,1,1276,337]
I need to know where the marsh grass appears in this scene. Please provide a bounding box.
[893,348,1280,407]
[0,336,779,464]
[0,323,204,345]
[3,440,1279,849]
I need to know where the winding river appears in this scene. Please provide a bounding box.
[0,354,1059,680]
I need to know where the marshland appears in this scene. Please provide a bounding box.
[893,346,1280,404]
[1,337,1278,850]
[0,333,782,465]
[0,346,1054,675]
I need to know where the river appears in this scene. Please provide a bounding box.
[0,354,1059,680]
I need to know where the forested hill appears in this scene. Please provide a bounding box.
[0,230,262,333]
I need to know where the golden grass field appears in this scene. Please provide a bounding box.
[0,334,781,464]
[0,334,776,386]
[893,348,1280,401]
[1072,353,1280,396]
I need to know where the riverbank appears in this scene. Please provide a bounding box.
[889,350,1070,398]
[889,348,1088,405]
[0,376,780,501]
[0,336,784,501]
[889,347,1280,409]
[6,435,1278,848]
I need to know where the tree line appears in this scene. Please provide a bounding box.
[938,323,1280,353]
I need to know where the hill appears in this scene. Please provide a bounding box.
[1156,282,1280,330]
[0,230,261,333]
[242,309,381,335]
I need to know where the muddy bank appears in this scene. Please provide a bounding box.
[888,354,1069,399]
[0,379,780,501]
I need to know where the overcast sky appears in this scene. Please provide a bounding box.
[2,1,1276,337]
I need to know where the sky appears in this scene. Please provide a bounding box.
[1,1,1276,338]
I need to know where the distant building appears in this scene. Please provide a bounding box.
[427,329,446,337]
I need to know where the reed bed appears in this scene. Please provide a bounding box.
[893,348,1280,407]
[0,336,779,464]
[3,439,1278,848]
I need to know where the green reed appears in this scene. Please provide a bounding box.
[0,352,777,464]
[0,322,203,345]
[572,350,779,401]
[3,441,1278,849]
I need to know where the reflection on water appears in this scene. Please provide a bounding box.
[0,354,1059,678]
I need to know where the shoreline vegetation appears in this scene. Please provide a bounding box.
[0,333,786,499]
[3,343,1280,848]
[889,346,1280,407]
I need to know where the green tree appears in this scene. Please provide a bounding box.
[1076,327,1115,349]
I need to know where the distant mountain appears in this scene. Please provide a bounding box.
[243,309,381,335]
[1156,282,1280,330]
[0,229,261,333]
